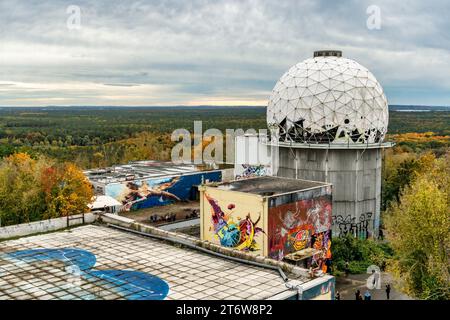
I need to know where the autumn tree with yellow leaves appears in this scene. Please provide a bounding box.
[0,153,93,226]
[385,152,450,300]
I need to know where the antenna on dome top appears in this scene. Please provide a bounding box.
[313,50,342,58]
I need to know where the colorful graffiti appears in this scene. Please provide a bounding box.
[332,212,373,239]
[268,190,332,263]
[287,225,314,251]
[106,171,221,211]
[3,248,169,300]
[205,193,264,251]
[311,230,332,273]
[235,164,270,180]
[302,277,335,300]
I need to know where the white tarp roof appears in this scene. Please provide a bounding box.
[88,195,122,209]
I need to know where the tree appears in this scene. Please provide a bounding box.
[0,153,46,225]
[382,151,435,210]
[0,153,94,226]
[384,154,450,300]
[92,152,104,168]
[331,234,393,275]
[0,144,16,158]
[42,163,93,218]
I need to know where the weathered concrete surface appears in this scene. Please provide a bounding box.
[101,213,311,278]
[158,218,200,231]
[0,224,300,300]
[277,147,383,238]
[0,213,96,240]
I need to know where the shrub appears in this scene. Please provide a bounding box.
[331,234,393,275]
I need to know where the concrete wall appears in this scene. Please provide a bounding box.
[235,135,273,179]
[267,275,335,300]
[235,135,272,167]
[301,275,335,300]
[220,168,235,182]
[277,147,382,238]
[234,164,272,179]
[0,213,96,240]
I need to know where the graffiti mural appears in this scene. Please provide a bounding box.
[235,164,270,180]
[106,171,221,211]
[302,277,335,300]
[311,230,332,273]
[205,193,265,251]
[268,190,332,261]
[3,248,169,300]
[289,225,314,251]
[332,212,373,239]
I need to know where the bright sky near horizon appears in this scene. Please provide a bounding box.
[0,0,449,107]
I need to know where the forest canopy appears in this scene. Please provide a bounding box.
[0,106,448,169]
[0,153,93,226]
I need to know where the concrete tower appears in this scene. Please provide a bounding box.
[236,50,393,239]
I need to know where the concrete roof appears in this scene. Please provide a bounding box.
[84,160,217,185]
[0,225,302,300]
[213,176,330,197]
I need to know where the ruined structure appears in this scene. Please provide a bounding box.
[236,51,393,238]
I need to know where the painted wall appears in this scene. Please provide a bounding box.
[302,276,335,300]
[200,184,333,271]
[276,147,382,239]
[234,134,274,180]
[200,187,267,256]
[234,164,271,180]
[106,171,222,211]
[268,186,333,272]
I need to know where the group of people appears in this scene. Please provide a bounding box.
[149,212,177,223]
[354,289,372,300]
[185,209,199,219]
[335,284,391,300]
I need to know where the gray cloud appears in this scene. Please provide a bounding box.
[0,0,449,106]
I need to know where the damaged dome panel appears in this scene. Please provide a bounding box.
[267,52,389,144]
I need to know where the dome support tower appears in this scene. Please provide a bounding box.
[267,50,393,239]
[236,51,393,239]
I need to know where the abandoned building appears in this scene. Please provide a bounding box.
[0,215,335,300]
[84,160,233,212]
[235,51,393,239]
[200,176,332,274]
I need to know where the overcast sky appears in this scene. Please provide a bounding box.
[0,0,449,107]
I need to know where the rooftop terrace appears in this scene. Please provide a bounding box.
[0,224,310,300]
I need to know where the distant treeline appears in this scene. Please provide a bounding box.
[0,106,449,167]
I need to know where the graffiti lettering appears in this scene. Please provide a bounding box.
[235,164,269,180]
[332,213,373,239]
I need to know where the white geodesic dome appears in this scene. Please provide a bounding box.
[267,51,388,144]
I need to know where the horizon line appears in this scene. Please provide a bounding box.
[0,104,450,109]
